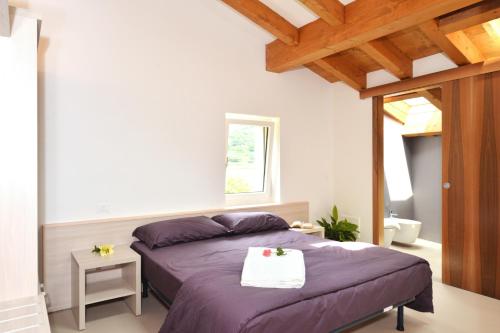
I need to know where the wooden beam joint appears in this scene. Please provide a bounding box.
[358,39,413,79]
[419,20,470,66]
[445,30,485,64]
[222,0,299,46]
[439,0,500,34]
[266,0,483,72]
[360,58,500,99]
[314,56,366,90]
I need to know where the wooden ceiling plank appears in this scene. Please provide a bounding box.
[386,26,442,60]
[0,0,10,37]
[439,0,500,34]
[358,38,413,79]
[314,56,366,90]
[266,0,482,72]
[304,63,340,83]
[419,20,470,66]
[360,57,500,99]
[222,0,298,46]
[446,30,485,63]
[299,0,345,26]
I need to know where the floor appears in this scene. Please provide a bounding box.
[48,239,492,333]
[391,238,442,282]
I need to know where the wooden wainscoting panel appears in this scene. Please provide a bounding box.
[442,71,500,299]
[42,201,309,312]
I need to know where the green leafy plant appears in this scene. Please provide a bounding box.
[316,205,359,242]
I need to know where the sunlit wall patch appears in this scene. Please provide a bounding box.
[384,117,414,201]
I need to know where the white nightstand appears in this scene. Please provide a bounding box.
[290,226,325,238]
[71,245,141,330]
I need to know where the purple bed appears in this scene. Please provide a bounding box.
[131,229,433,333]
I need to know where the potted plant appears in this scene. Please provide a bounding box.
[316,205,359,242]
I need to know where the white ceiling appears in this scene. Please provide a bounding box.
[261,0,356,28]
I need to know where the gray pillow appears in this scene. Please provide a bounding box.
[211,212,289,235]
[133,216,229,249]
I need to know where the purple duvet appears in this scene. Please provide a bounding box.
[132,230,433,333]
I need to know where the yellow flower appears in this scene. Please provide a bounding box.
[98,244,114,256]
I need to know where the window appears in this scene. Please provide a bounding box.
[225,114,279,205]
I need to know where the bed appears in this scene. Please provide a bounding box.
[131,227,433,333]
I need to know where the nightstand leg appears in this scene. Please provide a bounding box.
[77,267,85,330]
[123,261,141,316]
[142,278,149,298]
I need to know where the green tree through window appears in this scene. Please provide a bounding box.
[225,124,268,194]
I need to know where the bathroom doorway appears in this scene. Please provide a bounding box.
[379,88,443,282]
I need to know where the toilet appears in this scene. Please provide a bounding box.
[384,218,422,245]
[383,219,400,248]
[392,218,422,244]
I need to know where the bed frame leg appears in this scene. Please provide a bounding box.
[396,306,404,331]
[142,278,149,298]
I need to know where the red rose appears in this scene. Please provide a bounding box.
[262,249,272,257]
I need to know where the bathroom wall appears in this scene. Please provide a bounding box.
[384,133,442,244]
[384,116,414,220]
[384,150,414,219]
[406,136,442,243]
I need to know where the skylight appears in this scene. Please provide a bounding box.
[383,93,442,137]
[484,18,500,39]
[405,97,429,106]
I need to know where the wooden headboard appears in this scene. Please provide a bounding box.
[42,201,308,312]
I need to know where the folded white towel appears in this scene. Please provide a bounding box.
[241,247,305,289]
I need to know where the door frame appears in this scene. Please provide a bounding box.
[372,87,443,245]
[372,96,384,246]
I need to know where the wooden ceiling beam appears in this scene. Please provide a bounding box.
[445,30,485,63]
[299,0,344,27]
[384,92,421,103]
[384,108,406,124]
[418,20,470,66]
[439,0,500,34]
[360,57,500,99]
[221,0,298,46]
[304,62,340,83]
[314,56,366,90]
[0,0,10,37]
[418,88,442,110]
[358,38,413,79]
[384,88,442,109]
[221,0,329,82]
[266,0,481,73]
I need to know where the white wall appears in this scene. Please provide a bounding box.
[0,10,39,301]
[331,84,373,242]
[13,0,336,223]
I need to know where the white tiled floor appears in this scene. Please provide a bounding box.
[391,238,442,282]
[49,282,500,333]
[50,239,500,333]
